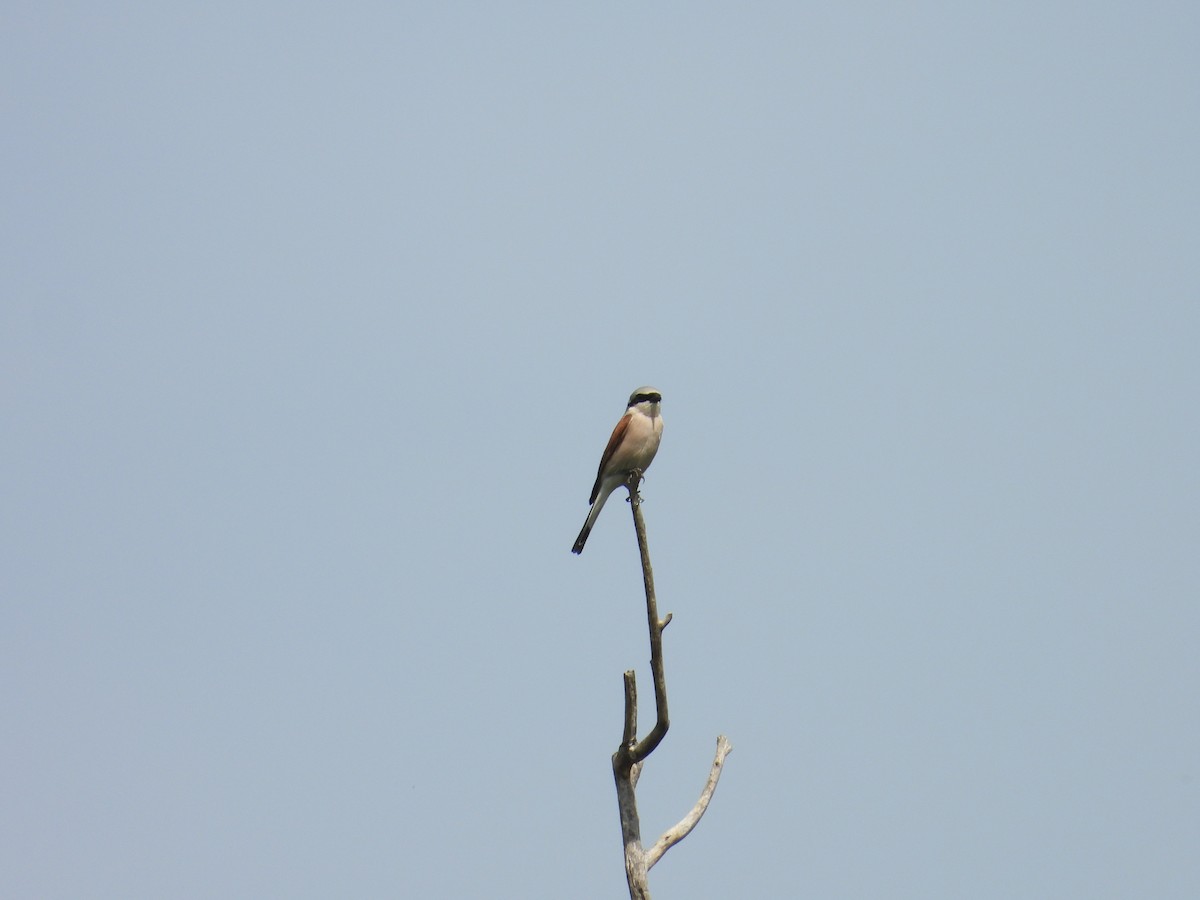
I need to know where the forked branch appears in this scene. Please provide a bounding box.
[611,472,731,899]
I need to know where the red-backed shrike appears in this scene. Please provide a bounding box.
[572,386,663,554]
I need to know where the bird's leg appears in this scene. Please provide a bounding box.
[624,469,644,502]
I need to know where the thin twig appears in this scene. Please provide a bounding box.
[645,735,734,869]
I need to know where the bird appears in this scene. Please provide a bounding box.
[572,386,663,554]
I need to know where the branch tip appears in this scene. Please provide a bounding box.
[643,732,734,871]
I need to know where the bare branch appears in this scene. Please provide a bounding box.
[645,735,734,870]
[609,469,731,898]
[621,671,638,749]
[625,473,669,764]
[613,758,648,899]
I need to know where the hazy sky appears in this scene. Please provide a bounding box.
[4,4,1198,898]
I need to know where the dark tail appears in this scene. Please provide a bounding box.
[571,520,592,554]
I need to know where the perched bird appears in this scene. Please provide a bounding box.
[572,387,663,554]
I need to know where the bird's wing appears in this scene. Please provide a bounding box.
[589,412,631,504]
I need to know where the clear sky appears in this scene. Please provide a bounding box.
[4,3,1198,898]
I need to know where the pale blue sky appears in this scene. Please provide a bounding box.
[4,3,1198,898]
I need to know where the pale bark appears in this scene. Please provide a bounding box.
[611,472,731,899]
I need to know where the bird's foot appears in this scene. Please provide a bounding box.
[624,469,644,496]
